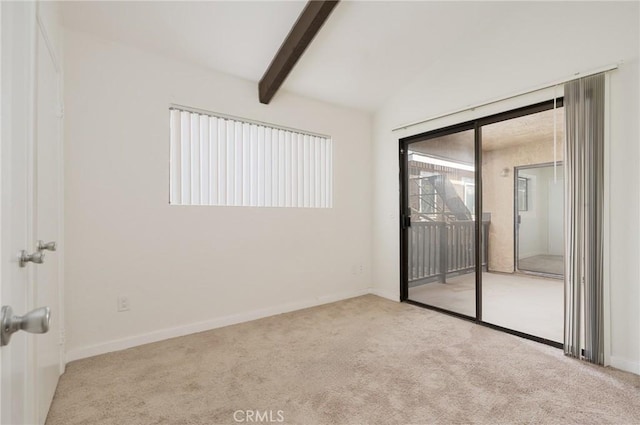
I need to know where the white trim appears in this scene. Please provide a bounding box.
[35,0,65,379]
[35,6,60,74]
[65,288,371,363]
[26,5,38,424]
[0,4,4,422]
[392,63,620,132]
[609,356,640,375]
[396,86,563,141]
[64,284,639,375]
[603,72,612,366]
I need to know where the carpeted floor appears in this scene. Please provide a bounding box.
[46,295,640,425]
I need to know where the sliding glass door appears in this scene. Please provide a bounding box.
[400,99,564,347]
[480,106,564,344]
[402,126,477,318]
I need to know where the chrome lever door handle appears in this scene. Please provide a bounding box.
[37,240,57,252]
[1,306,51,346]
[19,250,44,267]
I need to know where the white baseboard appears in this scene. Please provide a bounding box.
[370,287,399,302]
[609,355,640,375]
[65,288,370,363]
[64,287,640,378]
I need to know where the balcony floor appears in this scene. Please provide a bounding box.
[408,272,563,343]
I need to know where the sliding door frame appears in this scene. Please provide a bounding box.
[399,121,476,321]
[399,98,564,349]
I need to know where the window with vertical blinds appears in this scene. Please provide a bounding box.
[169,107,332,208]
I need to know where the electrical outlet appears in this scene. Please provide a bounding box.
[117,296,130,312]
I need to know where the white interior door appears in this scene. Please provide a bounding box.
[1,2,38,424]
[1,2,63,424]
[34,12,63,423]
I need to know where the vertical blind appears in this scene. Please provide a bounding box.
[169,107,332,208]
[564,73,605,364]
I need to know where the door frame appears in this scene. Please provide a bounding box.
[35,2,65,378]
[399,120,476,306]
[399,98,564,349]
[34,4,65,422]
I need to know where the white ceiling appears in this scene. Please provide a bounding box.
[60,1,307,83]
[59,1,531,112]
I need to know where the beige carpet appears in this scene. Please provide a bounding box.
[46,295,640,425]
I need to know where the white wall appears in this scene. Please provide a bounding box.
[63,29,372,360]
[372,2,640,373]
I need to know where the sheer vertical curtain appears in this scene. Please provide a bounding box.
[564,73,605,364]
[169,108,332,208]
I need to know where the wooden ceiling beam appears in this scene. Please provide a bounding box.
[258,0,340,104]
